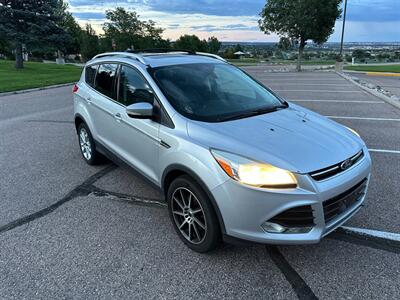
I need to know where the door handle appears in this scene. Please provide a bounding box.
[114,113,122,122]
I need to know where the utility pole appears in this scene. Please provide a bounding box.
[339,0,348,57]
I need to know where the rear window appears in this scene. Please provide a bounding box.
[94,64,118,99]
[85,64,97,87]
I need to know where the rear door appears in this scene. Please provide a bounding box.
[89,63,121,150]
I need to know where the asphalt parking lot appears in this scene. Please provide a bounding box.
[349,72,400,97]
[1,68,399,299]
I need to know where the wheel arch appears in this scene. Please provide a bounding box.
[74,113,86,133]
[162,164,226,234]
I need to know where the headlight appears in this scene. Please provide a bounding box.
[211,149,297,189]
[346,126,360,137]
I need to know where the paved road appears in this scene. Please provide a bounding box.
[1,70,399,299]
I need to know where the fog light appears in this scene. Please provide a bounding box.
[285,227,313,234]
[261,222,313,234]
[261,222,287,233]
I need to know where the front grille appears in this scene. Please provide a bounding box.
[269,205,314,227]
[323,178,367,224]
[310,150,364,181]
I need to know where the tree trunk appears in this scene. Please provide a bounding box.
[296,39,306,72]
[15,42,24,69]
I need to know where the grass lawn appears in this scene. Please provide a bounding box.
[344,65,400,73]
[0,60,82,93]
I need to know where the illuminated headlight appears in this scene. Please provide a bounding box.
[345,126,360,137]
[211,149,297,189]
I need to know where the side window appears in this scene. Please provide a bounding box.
[95,64,118,99]
[85,64,97,87]
[118,65,154,106]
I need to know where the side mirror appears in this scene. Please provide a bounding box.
[126,102,153,119]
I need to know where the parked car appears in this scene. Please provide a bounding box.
[73,50,371,252]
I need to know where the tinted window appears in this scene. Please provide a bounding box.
[95,64,118,99]
[85,64,97,87]
[151,63,285,122]
[118,66,154,106]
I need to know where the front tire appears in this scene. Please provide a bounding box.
[77,123,102,165]
[167,175,221,253]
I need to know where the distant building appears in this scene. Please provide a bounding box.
[234,51,251,59]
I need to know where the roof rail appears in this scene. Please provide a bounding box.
[128,48,226,62]
[128,48,196,55]
[91,52,147,65]
[195,52,227,62]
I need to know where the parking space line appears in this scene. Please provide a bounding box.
[268,83,354,86]
[290,100,384,103]
[327,116,400,122]
[369,149,400,154]
[331,227,400,254]
[275,90,363,93]
[341,226,400,242]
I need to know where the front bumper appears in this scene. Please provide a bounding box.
[211,147,372,245]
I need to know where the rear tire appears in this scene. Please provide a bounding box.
[167,175,221,253]
[77,123,102,165]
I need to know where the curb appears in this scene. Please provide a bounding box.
[336,72,400,110]
[0,82,74,97]
[344,70,400,77]
[365,72,400,77]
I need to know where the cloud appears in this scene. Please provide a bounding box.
[190,24,259,32]
[66,0,400,42]
[346,0,399,22]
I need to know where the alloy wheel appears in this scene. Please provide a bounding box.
[79,128,92,160]
[171,187,207,244]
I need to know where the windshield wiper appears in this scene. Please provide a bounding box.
[218,105,286,122]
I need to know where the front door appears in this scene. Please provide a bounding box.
[113,64,160,183]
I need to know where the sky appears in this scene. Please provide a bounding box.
[67,0,400,42]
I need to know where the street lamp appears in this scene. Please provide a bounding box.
[339,0,348,57]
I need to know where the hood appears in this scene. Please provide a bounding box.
[187,104,364,173]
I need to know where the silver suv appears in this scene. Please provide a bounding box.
[73,50,371,252]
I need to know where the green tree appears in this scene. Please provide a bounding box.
[59,9,83,55]
[0,0,68,69]
[277,36,292,51]
[259,0,342,71]
[207,36,221,54]
[174,35,208,52]
[234,43,243,52]
[352,49,366,60]
[80,24,99,61]
[102,7,167,51]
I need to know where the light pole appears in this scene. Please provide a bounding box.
[339,0,348,57]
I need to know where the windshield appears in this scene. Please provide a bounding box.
[150,63,286,122]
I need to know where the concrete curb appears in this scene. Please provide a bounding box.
[0,82,74,97]
[344,70,400,77]
[336,71,400,110]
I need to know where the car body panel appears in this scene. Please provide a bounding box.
[187,104,363,173]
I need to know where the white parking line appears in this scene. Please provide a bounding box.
[275,90,363,93]
[290,100,384,104]
[341,226,400,242]
[369,149,400,154]
[268,83,354,86]
[327,116,400,122]
[259,79,345,82]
